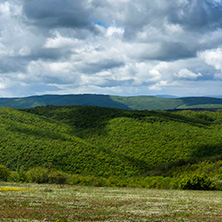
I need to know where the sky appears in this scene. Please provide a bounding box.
[0,0,222,97]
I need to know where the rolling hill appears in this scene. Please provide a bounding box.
[0,94,222,110]
[1,105,222,182]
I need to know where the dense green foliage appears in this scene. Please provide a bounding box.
[0,94,222,110]
[26,167,68,185]
[3,166,218,190]
[0,165,10,181]
[7,166,179,189]
[0,105,222,189]
[179,174,215,190]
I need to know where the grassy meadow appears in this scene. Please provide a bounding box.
[0,182,222,222]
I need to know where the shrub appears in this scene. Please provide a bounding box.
[0,165,10,181]
[143,176,179,189]
[105,176,119,187]
[26,167,50,183]
[26,167,68,185]
[213,180,222,191]
[17,168,27,182]
[8,171,20,182]
[68,174,82,185]
[48,171,68,185]
[179,174,215,190]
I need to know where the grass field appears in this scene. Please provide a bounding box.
[1,183,222,221]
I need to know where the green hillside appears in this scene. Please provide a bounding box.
[1,105,222,183]
[110,95,183,110]
[111,96,222,110]
[0,94,130,110]
[0,94,222,110]
[177,97,222,109]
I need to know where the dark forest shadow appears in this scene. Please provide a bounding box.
[22,105,213,140]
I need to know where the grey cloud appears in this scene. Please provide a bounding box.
[79,59,125,74]
[117,0,222,35]
[168,0,222,31]
[0,58,27,73]
[23,0,93,30]
[159,42,195,60]
[0,48,69,75]
[29,48,72,61]
[92,0,222,61]
[91,0,166,38]
[40,76,75,85]
[139,42,195,61]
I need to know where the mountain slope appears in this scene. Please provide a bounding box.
[177,97,222,109]
[0,94,222,110]
[0,94,130,110]
[1,105,222,179]
[111,95,184,110]
[0,107,148,177]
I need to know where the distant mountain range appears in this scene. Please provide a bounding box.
[0,94,222,110]
[155,95,222,99]
[154,95,178,98]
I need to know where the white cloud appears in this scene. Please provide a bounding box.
[0,1,21,17]
[106,26,125,38]
[149,81,169,91]
[0,2,10,17]
[44,33,82,49]
[133,62,162,84]
[199,48,222,71]
[0,0,221,97]
[176,69,202,79]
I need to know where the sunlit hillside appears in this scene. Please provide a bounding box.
[0,105,222,181]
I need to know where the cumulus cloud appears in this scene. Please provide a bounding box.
[0,0,221,97]
[44,33,83,49]
[176,69,202,79]
[199,48,222,71]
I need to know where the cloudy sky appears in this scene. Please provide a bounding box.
[0,0,222,97]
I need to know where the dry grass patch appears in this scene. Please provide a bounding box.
[0,182,222,221]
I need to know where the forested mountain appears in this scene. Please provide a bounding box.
[0,94,222,110]
[1,105,222,181]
